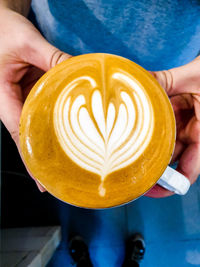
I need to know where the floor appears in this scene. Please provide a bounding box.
[1,226,61,267]
[1,124,200,267]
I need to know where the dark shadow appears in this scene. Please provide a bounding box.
[1,124,60,228]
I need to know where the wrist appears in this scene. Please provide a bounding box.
[170,56,200,96]
[152,56,200,97]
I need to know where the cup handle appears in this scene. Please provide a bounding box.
[157,166,190,195]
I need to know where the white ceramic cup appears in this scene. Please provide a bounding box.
[157,166,190,195]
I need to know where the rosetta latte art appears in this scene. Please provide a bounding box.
[54,72,154,196]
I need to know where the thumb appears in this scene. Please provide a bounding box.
[23,30,72,71]
[151,56,200,97]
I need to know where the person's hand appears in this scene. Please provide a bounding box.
[146,56,200,198]
[0,7,71,191]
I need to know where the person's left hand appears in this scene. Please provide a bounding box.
[145,56,200,198]
[0,7,72,192]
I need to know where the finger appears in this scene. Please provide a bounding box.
[20,66,45,100]
[170,94,194,113]
[179,117,200,144]
[0,99,47,193]
[145,184,174,198]
[150,70,173,94]
[18,149,47,192]
[171,139,185,163]
[193,95,200,121]
[22,31,72,71]
[35,180,47,193]
[0,83,46,192]
[22,160,47,192]
[176,143,200,184]
[0,83,23,147]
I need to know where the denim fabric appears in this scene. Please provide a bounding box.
[31,0,200,70]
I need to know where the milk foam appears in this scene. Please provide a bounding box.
[54,73,154,196]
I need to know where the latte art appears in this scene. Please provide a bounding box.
[54,72,154,196]
[20,54,176,208]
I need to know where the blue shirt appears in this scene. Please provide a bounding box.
[31,0,200,71]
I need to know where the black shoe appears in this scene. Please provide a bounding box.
[122,234,145,267]
[68,235,93,267]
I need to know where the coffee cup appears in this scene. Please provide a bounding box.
[19,53,190,208]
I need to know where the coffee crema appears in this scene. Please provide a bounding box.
[19,54,175,208]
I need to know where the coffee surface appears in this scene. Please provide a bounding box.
[20,54,175,208]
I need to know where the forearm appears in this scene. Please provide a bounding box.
[0,0,31,16]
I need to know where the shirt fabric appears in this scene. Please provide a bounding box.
[31,0,200,71]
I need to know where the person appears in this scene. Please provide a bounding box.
[0,1,199,266]
[0,0,199,197]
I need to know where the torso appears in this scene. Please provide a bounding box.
[31,0,200,70]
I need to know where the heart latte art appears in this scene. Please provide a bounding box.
[54,73,154,196]
[19,54,175,208]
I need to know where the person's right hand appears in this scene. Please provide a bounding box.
[0,7,72,191]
